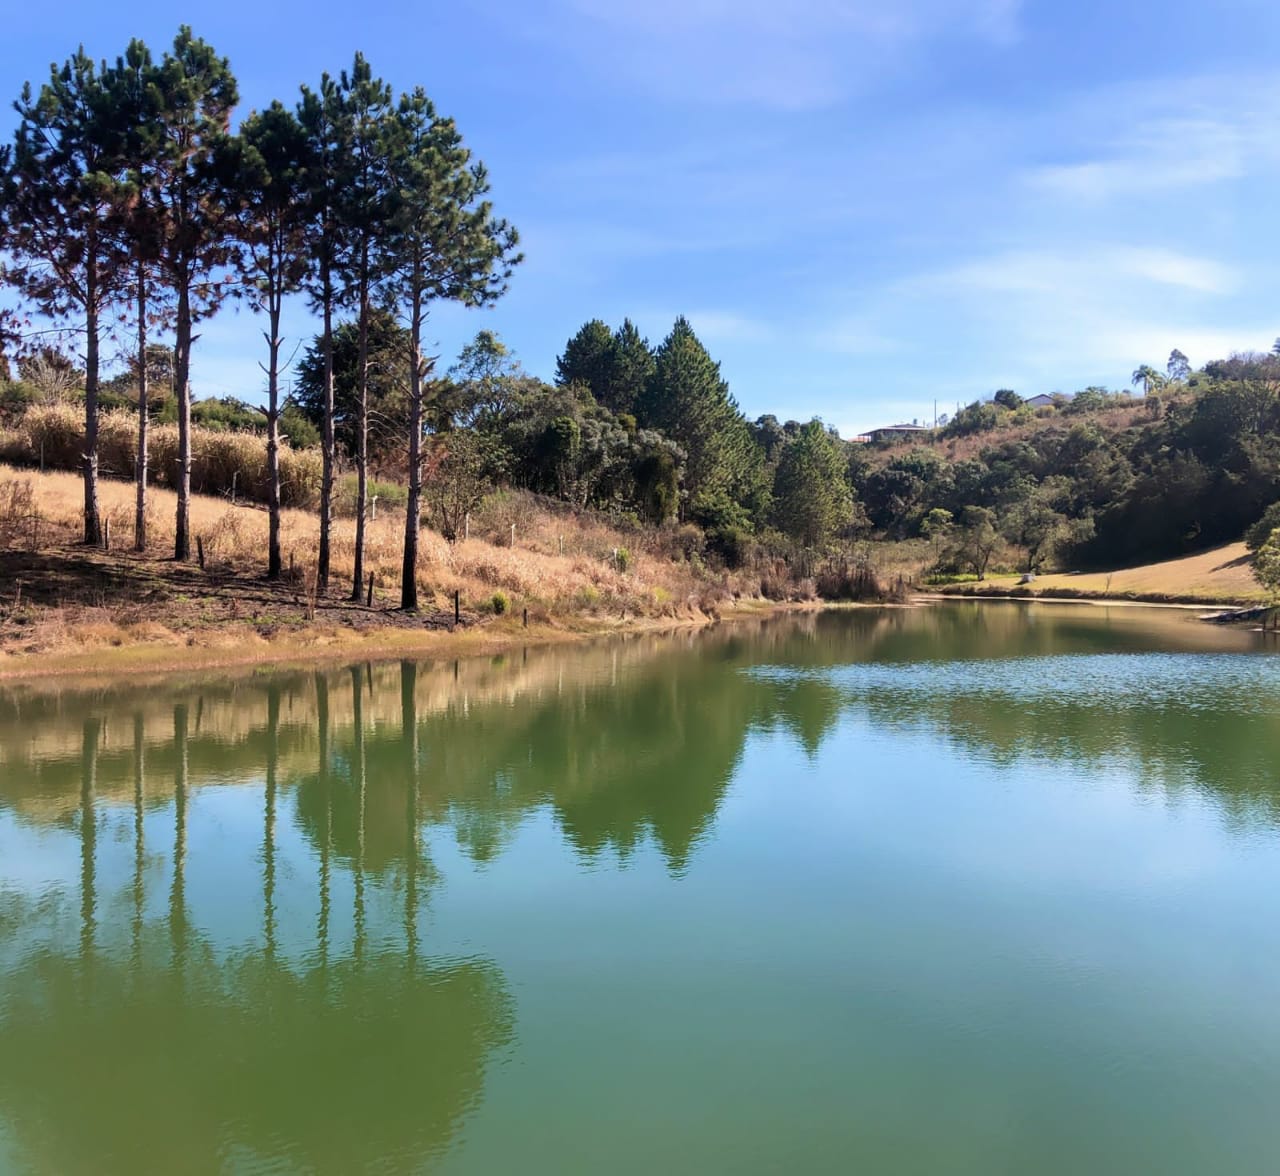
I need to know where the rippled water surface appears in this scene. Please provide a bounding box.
[2,602,1280,1174]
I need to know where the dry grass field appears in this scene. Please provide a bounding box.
[940,541,1266,605]
[0,464,765,675]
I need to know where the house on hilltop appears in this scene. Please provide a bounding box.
[867,423,933,442]
[1024,392,1074,410]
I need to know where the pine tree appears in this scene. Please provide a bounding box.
[608,319,654,416]
[555,319,614,401]
[2,48,128,545]
[638,316,758,514]
[233,103,310,580]
[149,27,239,562]
[335,55,395,602]
[385,88,520,610]
[103,39,168,552]
[770,420,854,547]
[297,73,350,594]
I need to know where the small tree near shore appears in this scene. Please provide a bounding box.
[1255,527,1280,600]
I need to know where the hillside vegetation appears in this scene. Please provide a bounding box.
[2,28,1279,623]
[850,357,1280,587]
[0,465,793,673]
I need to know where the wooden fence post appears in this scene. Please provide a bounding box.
[454,589,461,625]
[196,536,205,570]
[366,573,374,607]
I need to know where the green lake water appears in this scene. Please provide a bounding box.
[2,602,1280,1174]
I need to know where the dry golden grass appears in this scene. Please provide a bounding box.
[936,541,1265,605]
[0,464,763,674]
[1025,542,1264,603]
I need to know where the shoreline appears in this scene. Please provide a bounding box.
[913,591,1232,611]
[2,590,1246,691]
[0,598,804,689]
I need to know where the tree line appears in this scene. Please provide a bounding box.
[851,348,1280,579]
[0,29,519,609]
[4,32,1278,599]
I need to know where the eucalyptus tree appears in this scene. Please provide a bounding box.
[384,88,521,611]
[1,48,127,545]
[335,55,396,602]
[233,103,310,579]
[103,38,168,550]
[297,73,349,593]
[148,27,239,561]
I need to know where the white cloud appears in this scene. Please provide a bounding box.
[914,245,1238,297]
[1023,79,1280,202]
[682,310,776,343]
[540,0,1023,109]
[807,242,1263,399]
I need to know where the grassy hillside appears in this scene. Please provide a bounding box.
[0,464,773,675]
[938,541,1265,605]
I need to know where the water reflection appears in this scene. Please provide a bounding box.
[0,605,1278,1173]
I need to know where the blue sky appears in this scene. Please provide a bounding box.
[4,0,1280,434]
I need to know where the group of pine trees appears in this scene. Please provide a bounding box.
[0,29,876,603]
[555,316,855,554]
[0,29,519,610]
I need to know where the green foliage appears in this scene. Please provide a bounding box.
[941,400,1002,438]
[1246,503,1280,552]
[639,317,765,521]
[1255,529,1280,599]
[489,590,509,615]
[615,547,631,573]
[1065,387,1130,414]
[953,506,1000,580]
[556,320,615,401]
[281,403,320,449]
[1000,493,1070,573]
[295,309,413,466]
[1131,366,1165,396]
[770,419,856,547]
[554,318,655,417]
[1167,349,1191,383]
[192,397,267,433]
[633,444,680,525]
[609,320,656,417]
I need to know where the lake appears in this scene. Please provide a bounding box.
[2,602,1279,1174]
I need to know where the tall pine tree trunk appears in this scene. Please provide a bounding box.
[134,266,149,551]
[83,256,102,547]
[266,289,283,581]
[350,275,369,602]
[174,279,193,562]
[317,264,335,594]
[401,289,423,611]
